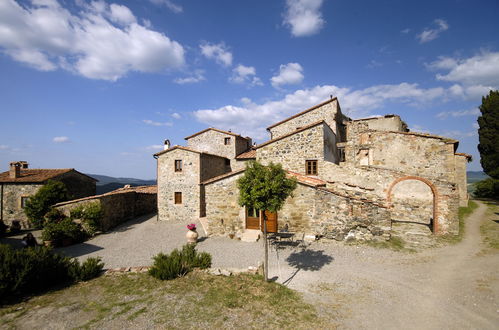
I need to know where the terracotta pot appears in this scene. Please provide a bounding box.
[186,229,198,244]
[44,240,55,247]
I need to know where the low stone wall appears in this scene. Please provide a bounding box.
[55,191,157,231]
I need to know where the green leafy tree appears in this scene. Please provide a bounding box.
[237,161,297,281]
[477,90,499,179]
[24,180,68,228]
[475,90,499,199]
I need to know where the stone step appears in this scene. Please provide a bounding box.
[240,229,261,242]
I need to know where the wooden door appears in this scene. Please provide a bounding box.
[246,208,260,230]
[263,211,278,233]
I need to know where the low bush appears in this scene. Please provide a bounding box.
[473,178,499,199]
[149,244,212,281]
[24,180,68,229]
[44,208,66,224]
[41,218,86,243]
[70,202,102,236]
[68,257,105,282]
[0,244,105,301]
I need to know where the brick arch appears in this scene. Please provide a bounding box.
[386,176,439,234]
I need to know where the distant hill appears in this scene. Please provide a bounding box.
[467,171,489,184]
[86,174,156,195]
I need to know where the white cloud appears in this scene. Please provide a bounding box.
[400,28,410,34]
[417,19,449,43]
[200,42,232,67]
[437,130,476,139]
[174,70,205,84]
[472,122,479,129]
[143,119,173,127]
[284,0,325,37]
[193,83,445,140]
[230,64,263,86]
[0,145,9,150]
[428,52,499,99]
[271,62,304,88]
[53,136,69,143]
[145,144,164,150]
[171,112,181,119]
[148,0,183,13]
[436,108,480,119]
[0,0,185,81]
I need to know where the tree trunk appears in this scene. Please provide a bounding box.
[263,211,268,282]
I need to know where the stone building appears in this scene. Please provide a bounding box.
[0,161,97,228]
[154,98,470,241]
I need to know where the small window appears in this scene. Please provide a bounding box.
[225,158,230,166]
[224,137,231,145]
[174,192,182,204]
[306,160,318,175]
[174,160,182,172]
[20,196,29,208]
[338,147,346,162]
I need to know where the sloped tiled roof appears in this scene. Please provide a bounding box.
[184,127,249,140]
[54,185,157,207]
[266,98,337,130]
[0,169,96,183]
[236,149,256,159]
[285,171,327,187]
[256,120,325,149]
[202,169,246,185]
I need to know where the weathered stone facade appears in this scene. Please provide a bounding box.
[0,163,97,228]
[155,97,468,241]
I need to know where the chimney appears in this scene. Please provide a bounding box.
[9,162,21,179]
[164,139,170,150]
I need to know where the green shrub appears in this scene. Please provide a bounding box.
[41,218,86,243]
[149,244,212,281]
[70,202,102,236]
[68,257,104,282]
[24,180,68,228]
[44,208,66,224]
[41,221,65,242]
[473,178,499,199]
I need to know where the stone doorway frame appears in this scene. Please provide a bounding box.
[386,176,439,234]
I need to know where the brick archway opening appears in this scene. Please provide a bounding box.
[387,176,439,234]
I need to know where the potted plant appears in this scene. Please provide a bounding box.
[59,218,85,246]
[186,223,198,244]
[41,222,64,247]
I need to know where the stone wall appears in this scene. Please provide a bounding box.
[268,99,342,140]
[454,154,469,206]
[200,154,229,182]
[257,123,328,175]
[55,191,157,231]
[346,115,407,140]
[1,183,41,228]
[157,149,200,222]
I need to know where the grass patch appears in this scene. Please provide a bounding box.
[481,201,499,251]
[0,271,332,329]
[438,200,478,245]
[365,236,414,252]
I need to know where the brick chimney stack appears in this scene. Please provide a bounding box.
[9,162,21,179]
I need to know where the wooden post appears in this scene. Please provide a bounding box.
[263,211,268,282]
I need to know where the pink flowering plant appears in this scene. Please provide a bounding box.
[187,223,196,231]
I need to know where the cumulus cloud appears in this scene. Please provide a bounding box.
[143,119,173,127]
[284,0,325,37]
[271,63,304,88]
[145,144,164,150]
[53,136,69,143]
[200,42,233,67]
[0,145,9,150]
[436,108,480,119]
[193,83,445,140]
[428,52,499,99]
[0,0,185,81]
[174,70,205,84]
[171,112,182,119]
[230,64,262,86]
[417,19,449,43]
[148,0,183,13]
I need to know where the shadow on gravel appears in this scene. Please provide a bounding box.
[109,213,157,233]
[56,243,104,258]
[282,249,334,285]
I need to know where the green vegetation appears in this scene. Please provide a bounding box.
[365,236,412,252]
[148,244,212,280]
[0,244,104,302]
[24,180,69,228]
[438,200,478,245]
[0,271,327,329]
[41,218,87,243]
[69,202,103,235]
[481,201,499,250]
[475,90,499,199]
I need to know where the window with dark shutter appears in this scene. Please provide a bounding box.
[224,137,231,145]
[174,192,182,204]
[174,160,182,172]
[305,160,318,175]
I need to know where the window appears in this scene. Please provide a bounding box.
[225,158,230,166]
[247,208,260,218]
[20,196,29,208]
[224,137,231,145]
[174,160,182,172]
[306,160,318,175]
[338,147,346,162]
[174,192,182,204]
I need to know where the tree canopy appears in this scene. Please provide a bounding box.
[24,180,68,228]
[237,161,297,213]
[477,90,499,179]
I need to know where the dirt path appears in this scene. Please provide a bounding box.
[273,201,499,329]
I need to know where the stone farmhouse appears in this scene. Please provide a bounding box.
[154,98,470,241]
[0,161,97,228]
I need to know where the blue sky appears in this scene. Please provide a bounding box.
[1,0,498,179]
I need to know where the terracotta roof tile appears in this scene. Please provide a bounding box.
[236,149,256,159]
[154,145,228,159]
[266,98,337,130]
[0,168,79,183]
[54,185,157,207]
[285,171,327,187]
[184,127,250,140]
